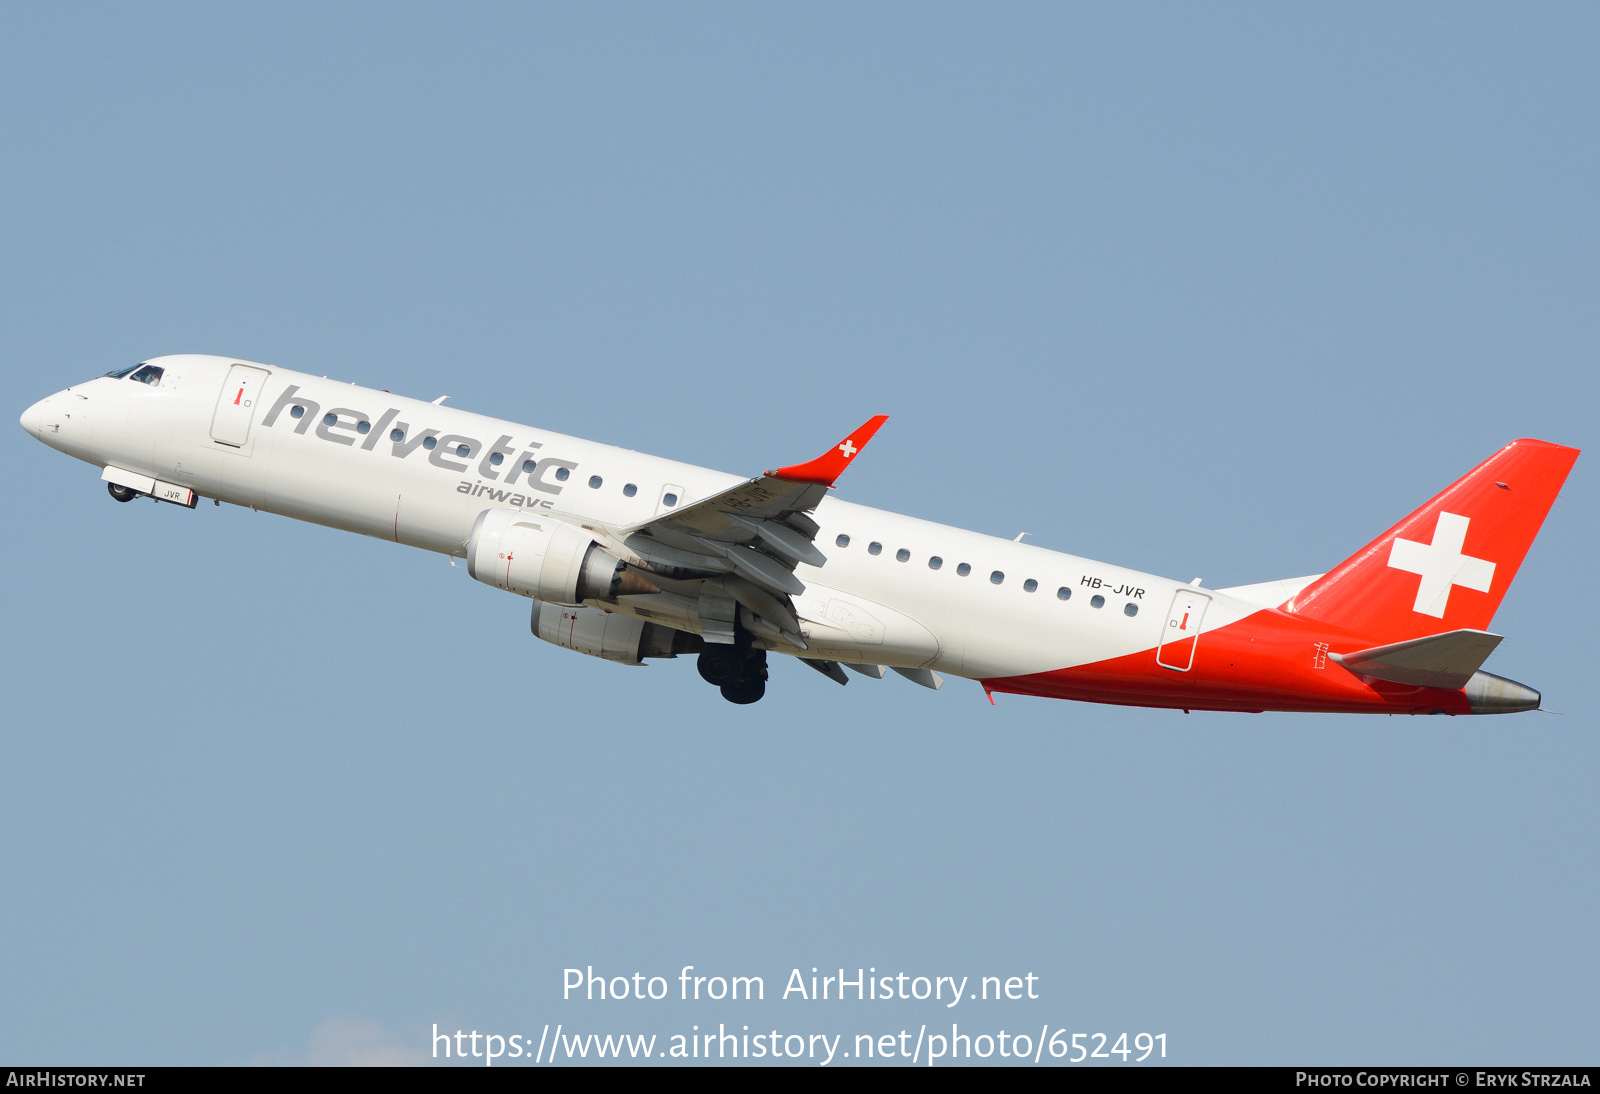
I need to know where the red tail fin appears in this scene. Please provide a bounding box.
[1286,439,1579,643]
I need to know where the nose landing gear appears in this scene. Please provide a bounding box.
[696,632,769,705]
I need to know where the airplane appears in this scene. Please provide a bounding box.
[20,354,1579,712]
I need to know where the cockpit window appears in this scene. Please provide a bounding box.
[104,364,143,378]
[127,365,164,386]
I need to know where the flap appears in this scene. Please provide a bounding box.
[616,415,887,606]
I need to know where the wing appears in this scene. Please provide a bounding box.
[612,415,887,645]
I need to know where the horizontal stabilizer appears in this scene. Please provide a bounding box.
[1329,629,1503,690]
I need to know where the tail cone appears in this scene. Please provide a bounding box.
[1463,670,1540,714]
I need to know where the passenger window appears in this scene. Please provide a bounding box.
[957,563,972,576]
[290,406,306,419]
[896,548,910,562]
[1124,603,1139,617]
[1091,595,1105,608]
[521,459,536,473]
[423,437,437,450]
[356,421,371,435]
[990,571,1005,585]
[455,444,471,457]
[663,493,677,506]
[323,413,338,426]
[623,483,637,497]
[489,452,503,465]
[868,542,883,556]
[555,467,571,481]
[1023,579,1038,592]
[589,475,603,489]
[836,534,850,548]
[1057,587,1071,600]
[391,428,406,442]
[928,556,943,570]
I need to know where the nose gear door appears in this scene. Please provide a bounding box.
[210,364,270,447]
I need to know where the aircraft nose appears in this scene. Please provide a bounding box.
[20,395,53,437]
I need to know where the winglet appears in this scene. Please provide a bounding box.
[766,415,888,488]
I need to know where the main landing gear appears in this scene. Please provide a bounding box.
[697,630,769,705]
[107,481,138,502]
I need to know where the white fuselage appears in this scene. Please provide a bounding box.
[22,354,1263,683]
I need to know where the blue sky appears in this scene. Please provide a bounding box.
[2,2,1596,1065]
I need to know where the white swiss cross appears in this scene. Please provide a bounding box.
[1386,511,1495,618]
[839,439,857,459]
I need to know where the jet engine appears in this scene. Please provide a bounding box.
[466,508,656,604]
[529,602,693,665]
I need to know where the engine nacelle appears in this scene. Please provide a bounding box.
[467,508,641,604]
[530,602,688,665]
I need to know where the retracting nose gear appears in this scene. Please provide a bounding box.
[100,465,199,508]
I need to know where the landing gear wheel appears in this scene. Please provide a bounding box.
[697,645,740,686]
[700,640,770,703]
[720,678,767,705]
[719,648,768,704]
[107,481,138,503]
